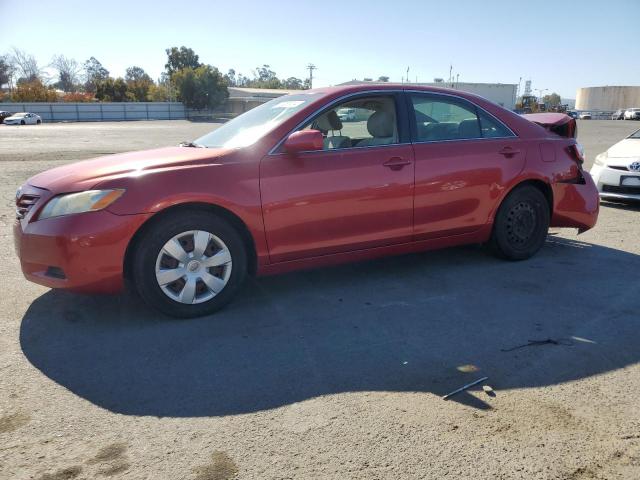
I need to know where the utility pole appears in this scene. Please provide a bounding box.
[406,66,410,83]
[306,63,317,88]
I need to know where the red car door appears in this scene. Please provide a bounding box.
[408,92,526,240]
[260,93,414,263]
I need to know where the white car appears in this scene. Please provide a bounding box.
[3,112,42,125]
[579,112,592,120]
[624,108,640,120]
[337,108,357,122]
[590,128,640,201]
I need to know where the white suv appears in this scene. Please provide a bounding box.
[624,108,640,120]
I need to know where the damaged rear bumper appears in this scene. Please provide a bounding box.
[551,172,599,232]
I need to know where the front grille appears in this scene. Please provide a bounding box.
[602,184,640,195]
[16,194,40,219]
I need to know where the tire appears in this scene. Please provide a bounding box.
[37,120,41,124]
[132,210,248,318]
[20,120,25,125]
[490,185,550,261]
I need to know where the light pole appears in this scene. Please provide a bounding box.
[536,88,548,102]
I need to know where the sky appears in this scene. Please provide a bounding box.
[1,0,639,99]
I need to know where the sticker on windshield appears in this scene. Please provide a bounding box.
[272,101,304,109]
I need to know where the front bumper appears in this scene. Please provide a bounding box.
[590,164,640,201]
[14,203,151,294]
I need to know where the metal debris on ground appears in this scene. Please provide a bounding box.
[500,338,574,352]
[442,376,489,400]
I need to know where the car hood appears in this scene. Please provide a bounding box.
[607,139,640,159]
[28,146,233,193]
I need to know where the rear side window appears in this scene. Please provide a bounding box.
[410,94,514,142]
[478,111,514,138]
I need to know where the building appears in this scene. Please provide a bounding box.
[575,86,640,111]
[340,80,518,109]
[221,87,302,116]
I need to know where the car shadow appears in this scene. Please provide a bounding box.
[20,237,640,417]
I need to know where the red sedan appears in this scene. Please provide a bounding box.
[14,85,599,317]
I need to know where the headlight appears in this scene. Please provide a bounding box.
[38,189,125,220]
[594,151,607,166]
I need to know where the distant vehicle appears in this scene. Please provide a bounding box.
[624,108,640,120]
[612,109,626,120]
[337,108,357,121]
[0,111,14,124]
[3,112,42,125]
[591,128,640,201]
[579,112,592,120]
[567,111,578,119]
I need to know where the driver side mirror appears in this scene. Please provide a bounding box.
[283,130,323,154]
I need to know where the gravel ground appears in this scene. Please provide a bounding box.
[1,120,640,480]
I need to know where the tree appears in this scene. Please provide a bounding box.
[125,66,154,101]
[225,69,237,87]
[95,77,133,102]
[83,57,109,93]
[165,46,201,76]
[173,65,228,110]
[377,76,390,82]
[281,77,305,89]
[10,48,42,83]
[148,83,171,101]
[51,55,81,92]
[11,79,57,102]
[543,92,561,107]
[0,55,14,88]
[249,65,281,89]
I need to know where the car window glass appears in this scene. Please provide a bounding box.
[478,111,513,138]
[300,96,398,150]
[410,95,481,141]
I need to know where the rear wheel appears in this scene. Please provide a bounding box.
[490,185,550,261]
[132,210,248,318]
[20,120,25,125]
[36,120,41,124]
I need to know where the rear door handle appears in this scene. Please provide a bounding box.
[498,147,521,158]
[383,157,411,171]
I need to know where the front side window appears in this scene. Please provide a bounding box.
[194,93,322,148]
[300,95,398,150]
[410,94,513,142]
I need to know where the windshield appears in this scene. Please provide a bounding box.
[194,93,322,148]
[629,129,640,139]
[13,113,27,117]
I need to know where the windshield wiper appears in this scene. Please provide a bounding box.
[179,141,205,148]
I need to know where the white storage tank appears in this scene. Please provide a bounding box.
[575,86,640,111]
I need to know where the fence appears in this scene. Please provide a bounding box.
[0,102,186,122]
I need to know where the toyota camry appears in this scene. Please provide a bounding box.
[14,85,599,317]
[590,128,640,201]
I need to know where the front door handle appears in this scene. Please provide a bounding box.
[383,157,411,171]
[498,147,521,158]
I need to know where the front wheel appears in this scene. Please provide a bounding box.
[490,185,550,261]
[132,210,248,318]
[20,120,25,125]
